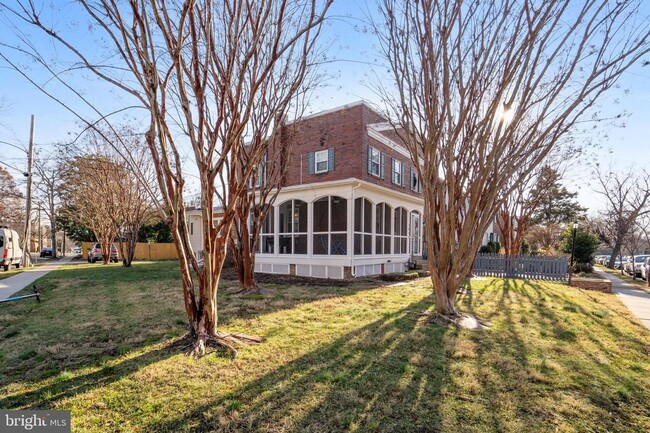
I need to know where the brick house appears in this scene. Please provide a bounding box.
[188,101,497,279]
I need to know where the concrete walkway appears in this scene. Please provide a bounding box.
[594,268,650,330]
[0,256,75,301]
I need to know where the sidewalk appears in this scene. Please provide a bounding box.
[594,268,650,330]
[0,256,75,301]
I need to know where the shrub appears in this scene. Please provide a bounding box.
[560,226,599,266]
[479,240,501,254]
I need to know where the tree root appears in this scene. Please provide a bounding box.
[419,311,490,330]
[183,331,264,358]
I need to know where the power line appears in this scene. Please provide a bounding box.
[0,160,27,175]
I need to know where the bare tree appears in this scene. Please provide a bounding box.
[0,166,24,232]
[375,0,650,321]
[82,125,157,267]
[1,0,332,355]
[595,166,650,268]
[229,125,292,293]
[497,164,586,255]
[33,152,61,258]
[60,155,118,264]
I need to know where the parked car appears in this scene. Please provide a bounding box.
[40,247,53,257]
[87,243,119,263]
[0,227,23,271]
[631,255,650,278]
[641,257,650,280]
[613,257,624,269]
[623,256,635,274]
[72,246,81,254]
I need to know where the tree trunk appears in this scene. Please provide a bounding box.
[608,242,622,268]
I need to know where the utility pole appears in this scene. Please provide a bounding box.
[22,115,35,268]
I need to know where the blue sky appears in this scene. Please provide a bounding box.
[1,0,649,214]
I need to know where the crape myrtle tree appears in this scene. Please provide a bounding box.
[497,164,586,255]
[229,126,293,294]
[594,165,650,269]
[59,154,119,264]
[81,125,157,267]
[375,0,650,322]
[0,0,332,356]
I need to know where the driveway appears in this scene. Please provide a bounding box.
[0,256,75,301]
[594,269,650,330]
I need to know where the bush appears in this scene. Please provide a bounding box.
[560,226,599,265]
[479,240,501,254]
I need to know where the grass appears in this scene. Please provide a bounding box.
[0,261,649,432]
[595,264,650,293]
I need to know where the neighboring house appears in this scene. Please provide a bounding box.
[186,205,224,261]
[188,101,496,279]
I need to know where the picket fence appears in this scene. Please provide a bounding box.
[473,253,568,281]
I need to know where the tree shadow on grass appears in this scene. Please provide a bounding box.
[0,339,182,410]
[460,278,650,431]
[0,261,390,391]
[140,296,454,433]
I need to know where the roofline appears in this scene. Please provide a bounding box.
[288,100,386,124]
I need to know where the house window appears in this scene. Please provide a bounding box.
[354,197,373,255]
[394,207,409,254]
[368,146,384,178]
[308,148,335,174]
[313,196,347,255]
[279,199,307,254]
[411,211,421,255]
[375,203,392,254]
[259,206,274,254]
[411,167,422,192]
[315,150,328,173]
[392,158,405,186]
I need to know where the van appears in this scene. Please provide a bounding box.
[0,227,23,271]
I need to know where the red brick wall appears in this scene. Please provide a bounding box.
[281,103,422,199]
[282,104,366,187]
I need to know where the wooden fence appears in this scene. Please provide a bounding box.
[473,253,568,281]
[81,242,178,261]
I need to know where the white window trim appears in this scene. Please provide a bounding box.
[315,149,329,174]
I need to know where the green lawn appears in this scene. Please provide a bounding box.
[1,261,649,432]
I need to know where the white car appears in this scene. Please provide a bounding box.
[626,255,649,277]
[641,256,650,281]
[0,227,23,271]
[72,246,82,254]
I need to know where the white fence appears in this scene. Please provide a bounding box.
[473,254,567,281]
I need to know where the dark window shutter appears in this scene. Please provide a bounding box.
[307,152,315,175]
[390,157,395,183]
[328,148,335,171]
[367,146,372,174]
[401,163,406,187]
[380,152,385,179]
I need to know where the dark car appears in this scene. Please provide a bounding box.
[40,247,53,257]
[87,243,119,263]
